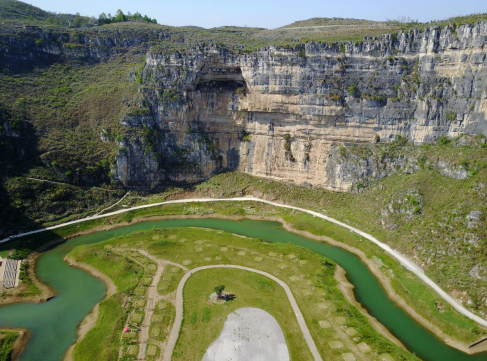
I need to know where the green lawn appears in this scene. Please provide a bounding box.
[101,226,416,361]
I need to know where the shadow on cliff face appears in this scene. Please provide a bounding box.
[0,105,44,239]
[0,119,62,253]
[0,184,40,240]
[0,30,100,74]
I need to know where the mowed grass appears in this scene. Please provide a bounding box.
[173,268,313,361]
[150,300,175,342]
[157,266,184,295]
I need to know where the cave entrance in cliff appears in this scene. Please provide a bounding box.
[194,66,248,94]
[195,80,246,93]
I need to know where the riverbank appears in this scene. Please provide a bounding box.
[62,256,117,361]
[0,328,29,361]
[334,265,406,349]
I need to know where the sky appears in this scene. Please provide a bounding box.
[24,0,487,29]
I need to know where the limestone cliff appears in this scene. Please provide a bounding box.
[114,21,487,191]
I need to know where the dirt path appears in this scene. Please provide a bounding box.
[136,251,165,360]
[133,251,188,360]
[163,264,323,361]
[97,191,131,215]
[24,177,118,192]
[63,256,117,361]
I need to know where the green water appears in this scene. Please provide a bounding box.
[0,218,485,361]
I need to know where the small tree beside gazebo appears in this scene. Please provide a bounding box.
[214,285,225,300]
[211,284,235,304]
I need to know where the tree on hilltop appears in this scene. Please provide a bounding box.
[115,9,127,23]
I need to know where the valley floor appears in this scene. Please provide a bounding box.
[1,198,486,360]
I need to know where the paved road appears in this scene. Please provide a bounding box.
[162,264,323,361]
[2,196,486,328]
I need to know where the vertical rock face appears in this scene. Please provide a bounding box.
[115,22,487,190]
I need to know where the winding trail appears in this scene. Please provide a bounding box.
[162,264,323,361]
[2,196,486,329]
[96,191,131,215]
[24,178,118,192]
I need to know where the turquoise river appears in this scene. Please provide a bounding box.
[0,218,486,361]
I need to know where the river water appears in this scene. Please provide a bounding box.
[0,218,485,361]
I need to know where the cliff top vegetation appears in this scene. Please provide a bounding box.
[2,0,487,51]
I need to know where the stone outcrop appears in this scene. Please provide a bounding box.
[114,22,487,190]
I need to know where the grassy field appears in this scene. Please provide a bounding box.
[73,226,417,360]
[174,268,312,361]
[72,295,125,361]
[69,245,144,361]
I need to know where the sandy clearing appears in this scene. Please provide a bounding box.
[202,307,290,361]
